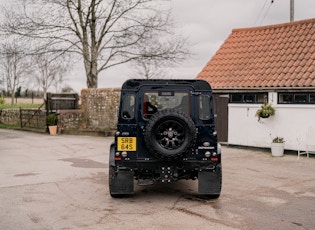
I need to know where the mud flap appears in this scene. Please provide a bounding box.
[198,164,222,196]
[110,169,134,195]
[109,143,116,167]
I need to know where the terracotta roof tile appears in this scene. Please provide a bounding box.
[197,18,315,89]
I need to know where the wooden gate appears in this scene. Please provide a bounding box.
[20,104,46,132]
[213,94,229,143]
[45,93,79,111]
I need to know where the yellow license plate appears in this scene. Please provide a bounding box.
[117,137,137,151]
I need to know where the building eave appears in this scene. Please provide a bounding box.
[212,87,315,94]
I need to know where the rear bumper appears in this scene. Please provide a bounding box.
[116,159,220,171]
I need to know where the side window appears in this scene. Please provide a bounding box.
[121,95,135,119]
[199,95,211,120]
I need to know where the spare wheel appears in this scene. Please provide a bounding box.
[144,109,196,159]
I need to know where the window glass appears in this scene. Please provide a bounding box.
[279,94,293,103]
[199,95,211,120]
[278,93,315,104]
[243,94,255,103]
[257,94,267,103]
[230,93,267,104]
[230,94,242,103]
[143,91,189,118]
[294,94,307,103]
[121,94,135,119]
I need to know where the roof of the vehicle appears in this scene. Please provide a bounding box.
[122,79,212,91]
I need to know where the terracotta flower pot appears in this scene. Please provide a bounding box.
[48,125,58,135]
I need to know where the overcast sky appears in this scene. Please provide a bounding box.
[95,0,315,93]
[1,0,315,93]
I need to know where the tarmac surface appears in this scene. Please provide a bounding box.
[0,129,315,230]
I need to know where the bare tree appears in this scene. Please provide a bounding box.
[132,60,167,79]
[32,53,69,98]
[61,85,75,93]
[0,41,31,105]
[53,72,67,93]
[1,0,190,88]
[130,33,190,79]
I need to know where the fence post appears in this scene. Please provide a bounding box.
[19,107,22,128]
[46,93,51,113]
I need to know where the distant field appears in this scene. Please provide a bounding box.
[0,97,44,109]
[4,97,45,105]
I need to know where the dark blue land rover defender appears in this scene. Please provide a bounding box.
[109,79,221,198]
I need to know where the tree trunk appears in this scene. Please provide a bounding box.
[10,91,14,105]
[43,87,47,100]
[84,59,98,88]
[87,71,98,88]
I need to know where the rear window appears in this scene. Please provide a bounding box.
[143,91,189,119]
[121,94,135,119]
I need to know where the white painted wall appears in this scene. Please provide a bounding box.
[228,92,315,151]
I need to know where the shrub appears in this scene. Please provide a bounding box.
[272,137,285,143]
[0,96,5,105]
[46,113,58,126]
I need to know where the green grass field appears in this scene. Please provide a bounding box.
[0,98,45,130]
[0,123,21,129]
[0,103,43,110]
[0,97,44,110]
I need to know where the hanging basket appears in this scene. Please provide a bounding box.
[256,103,275,121]
[260,114,270,119]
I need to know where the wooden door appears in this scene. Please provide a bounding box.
[213,94,229,143]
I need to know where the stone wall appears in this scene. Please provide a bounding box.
[57,110,86,131]
[0,109,20,125]
[0,88,121,135]
[80,88,120,131]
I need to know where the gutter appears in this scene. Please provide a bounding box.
[212,87,315,93]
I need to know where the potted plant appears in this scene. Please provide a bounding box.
[46,113,58,135]
[256,103,275,121]
[271,137,285,157]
